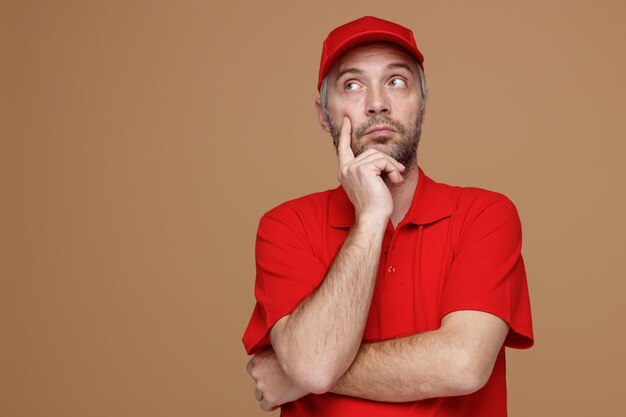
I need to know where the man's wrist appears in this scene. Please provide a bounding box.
[354,213,389,231]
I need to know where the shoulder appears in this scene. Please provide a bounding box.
[255,189,339,254]
[423,172,519,218]
[258,188,337,233]
[438,182,523,243]
[424,175,521,233]
[454,186,519,218]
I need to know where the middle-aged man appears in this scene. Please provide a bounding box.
[243,16,534,416]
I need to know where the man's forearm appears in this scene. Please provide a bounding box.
[270,215,387,393]
[330,311,509,402]
[330,328,464,402]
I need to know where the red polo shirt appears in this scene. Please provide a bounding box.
[243,167,533,416]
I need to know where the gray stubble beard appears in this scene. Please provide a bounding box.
[328,110,424,176]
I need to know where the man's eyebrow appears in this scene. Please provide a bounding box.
[387,62,413,72]
[336,68,363,80]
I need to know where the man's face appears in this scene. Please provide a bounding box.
[320,42,424,169]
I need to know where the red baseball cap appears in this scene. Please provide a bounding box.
[318,16,425,91]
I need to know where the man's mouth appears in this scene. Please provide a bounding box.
[363,125,397,138]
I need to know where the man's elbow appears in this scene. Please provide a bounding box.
[270,317,348,394]
[281,358,340,394]
[297,371,337,395]
[449,353,493,396]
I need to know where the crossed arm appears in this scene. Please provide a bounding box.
[248,276,508,409]
[329,310,508,402]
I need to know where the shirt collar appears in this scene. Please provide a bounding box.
[329,166,454,228]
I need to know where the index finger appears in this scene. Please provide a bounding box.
[337,116,354,165]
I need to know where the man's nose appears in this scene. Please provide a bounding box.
[366,85,390,115]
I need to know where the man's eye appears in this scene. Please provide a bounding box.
[345,82,359,91]
[389,78,407,87]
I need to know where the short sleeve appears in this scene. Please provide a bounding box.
[440,194,534,349]
[242,205,329,355]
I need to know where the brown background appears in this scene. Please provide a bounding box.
[2,0,625,416]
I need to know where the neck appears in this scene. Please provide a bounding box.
[386,162,419,228]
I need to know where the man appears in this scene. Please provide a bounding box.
[243,16,533,416]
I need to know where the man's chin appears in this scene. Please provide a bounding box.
[355,142,396,157]
[354,140,417,171]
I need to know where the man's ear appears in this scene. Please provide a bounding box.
[315,99,331,133]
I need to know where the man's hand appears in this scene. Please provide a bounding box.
[337,117,405,221]
[246,348,309,411]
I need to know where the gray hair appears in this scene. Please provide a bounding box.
[319,63,428,123]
